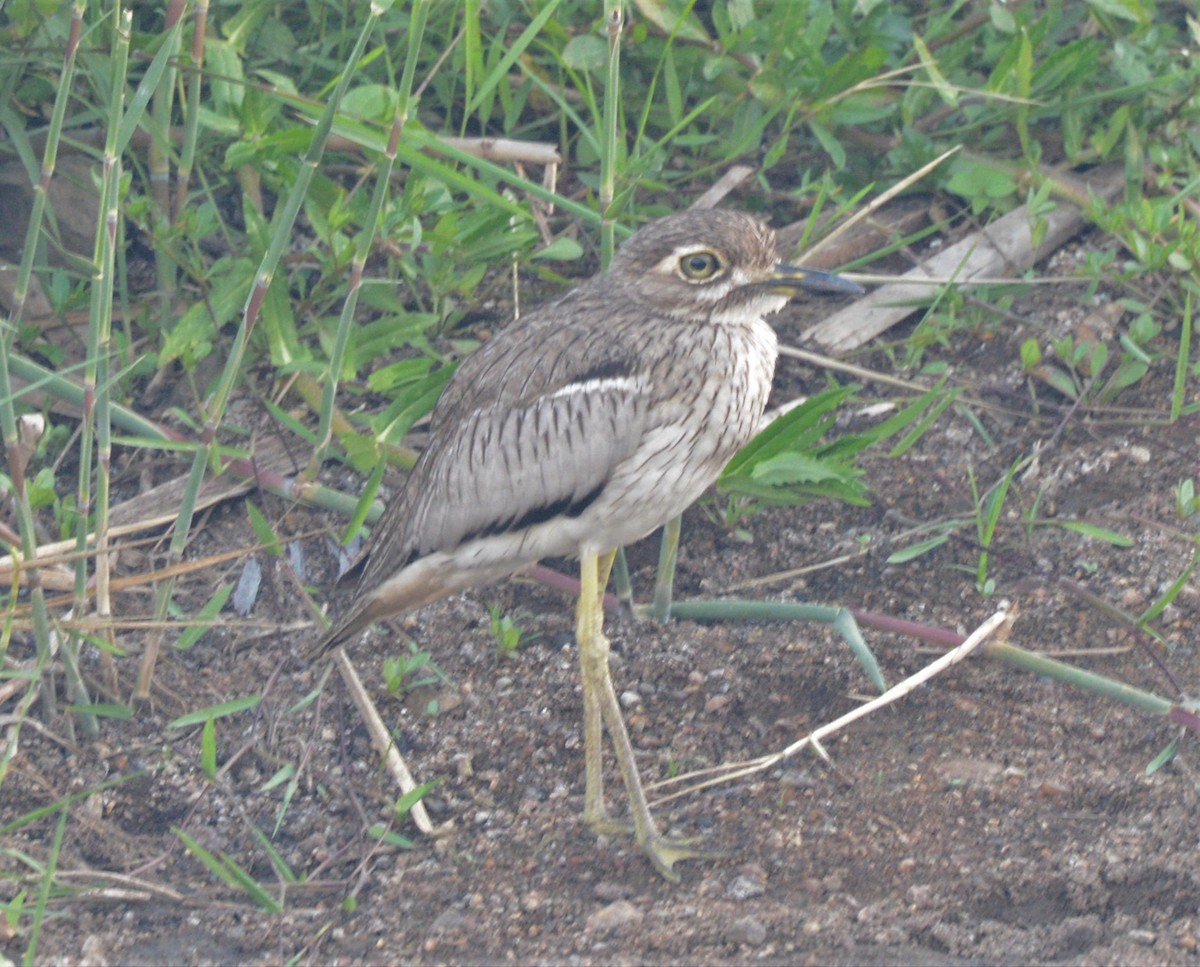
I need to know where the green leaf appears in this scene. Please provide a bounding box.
[533,236,584,261]
[945,158,1018,214]
[262,273,307,369]
[116,19,186,154]
[341,454,387,545]
[342,83,399,122]
[261,765,296,794]
[887,533,952,564]
[366,823,416,850]
[1140,553,1196,624]
[371,366,456,449]
[632,0,712,44]
[990,2,1016,32]
[394,779,439,821]
[248,825,298,883]
[562,34,607,72]
[175,583,234,651]
[464,0,565,116]
[1086,0,1150,24]
[886,388,957,458]
[205,38,247,114]
[723,387,856,476]
[1019,338,1042,370]
[912,33,956,107]
[808,119,846,169]
[1039,364,1080,399]
[201,717,218,778]
[63,703,133,719]
[174,828,282,913]
[168,694,261,729]
[246,500,282,557]
[1057,521,1135,546]
[749,452,844,486]
[160,258,254,369]
[1145,736,1180,775]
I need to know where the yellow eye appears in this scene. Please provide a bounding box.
[678,250,722,281]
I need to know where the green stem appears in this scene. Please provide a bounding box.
[984,641,1174,716]
[648,515,680,621]
[599,0,623,267]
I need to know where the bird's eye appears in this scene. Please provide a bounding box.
[677,250,722,282]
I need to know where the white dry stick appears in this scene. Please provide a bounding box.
[648,607,1012,806]
[805,166,1126,353]
[334,648,435,835]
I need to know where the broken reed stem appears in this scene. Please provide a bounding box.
[646,609,1011,806]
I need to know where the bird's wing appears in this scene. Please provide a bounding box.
[355,320,650,596]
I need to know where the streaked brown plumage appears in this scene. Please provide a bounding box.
[310,209,860,879]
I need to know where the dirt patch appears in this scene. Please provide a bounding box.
[3,232,1198,965]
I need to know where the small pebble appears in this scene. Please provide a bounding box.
[725,915,767,946]
[586,899,643,934]
[594,880,633,901]
[705,693,733,713]
[620,690,642,708]
[452,753,474,778]
[79,934,108,967]
[1128,928,1157,946]
[727,875,765,900]
[429,908,472,934]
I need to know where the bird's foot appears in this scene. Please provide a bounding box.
[587,817,724,883]
[640,833,725,883]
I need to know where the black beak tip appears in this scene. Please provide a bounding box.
[795,267,864,296]
[769,264,863,297]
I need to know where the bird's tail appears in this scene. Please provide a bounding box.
[303,602,376,661]
[303,554,511,661]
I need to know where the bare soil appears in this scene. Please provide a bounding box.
[3,232,1199,966]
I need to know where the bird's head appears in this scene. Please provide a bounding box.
[609,209,861,322]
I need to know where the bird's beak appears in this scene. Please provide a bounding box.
[764,264,864,297]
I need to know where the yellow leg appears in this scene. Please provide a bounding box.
[576,549,714,882]
[578,550,613,825]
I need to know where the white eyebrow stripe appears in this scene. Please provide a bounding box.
[670,243,721,257]
[652,244,729,277]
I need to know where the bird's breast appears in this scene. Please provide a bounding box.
[573,315,778,553]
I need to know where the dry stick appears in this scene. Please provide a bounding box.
[690,165,756,210]
[6,534,326,614]
[333,649,433,835]
[647,608,1011,806]
[54,869,187,903]
[807,165,1127,353]
[721,547,871,593]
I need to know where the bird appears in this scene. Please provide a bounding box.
[309,208,862,881]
